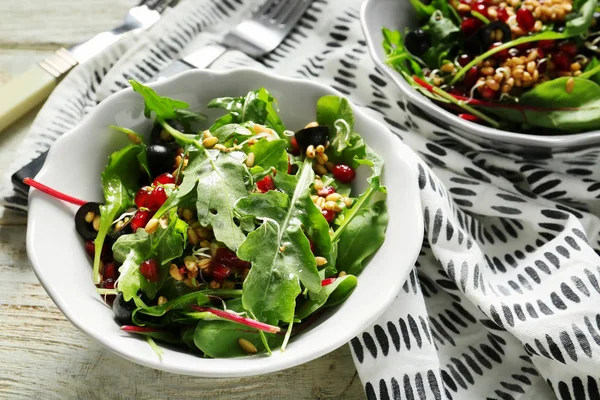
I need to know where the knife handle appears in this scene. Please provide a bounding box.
[0,48,78,133]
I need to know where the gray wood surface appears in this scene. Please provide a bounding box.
[0,1,365,398]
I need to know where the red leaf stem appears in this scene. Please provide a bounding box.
[23,177,87,206]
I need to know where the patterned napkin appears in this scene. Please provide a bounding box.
[5,0,600,398]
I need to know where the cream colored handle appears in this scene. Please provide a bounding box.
[0,65,57,133]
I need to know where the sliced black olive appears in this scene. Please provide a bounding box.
[150,119,186,145]
[147,144,177,178]
[75,202,102,241]
[294,126,330,151]
[405,29,430,56]
[479,21,511,49]
[112,292,136,325]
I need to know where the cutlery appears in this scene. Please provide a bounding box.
[0,0,178,134]
[12,0,312,199]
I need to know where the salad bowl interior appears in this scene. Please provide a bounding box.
[26,68,424,377]
[360,0,600,153]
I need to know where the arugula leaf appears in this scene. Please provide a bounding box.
[316,95,354,154]
[295,275,358,320]
[563,0,598,36]
[335,200,388,276]
[584,57,600,85]
[113,209,187,303]
[248,139,290,176]
[478,77,600,132]
[382,28,424,77]
[132,291,211,325]
[129,80,191,120]
[235,160,323,325]
[93,144,147,283]
[427,11,459,44]
[211,123,253,143]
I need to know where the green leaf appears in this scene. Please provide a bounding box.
[113,209,188,303]
[211,123,253,143]
[133,291,210,324]
[295,275,358,320]
[129,80,190,120]
[93,144,147,283]
[564,0,598,36]
[479,77,600,132]
[335,200,388,276]
[427,11,459,45]
[248,139,289,176]
[584,57,600,85]
[382,28,424,77]
[316,95,354,154]
[235,160,323,325]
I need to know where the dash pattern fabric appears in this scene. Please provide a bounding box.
[4,1,600,398]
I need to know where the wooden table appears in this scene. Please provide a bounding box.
[0,1,364,398]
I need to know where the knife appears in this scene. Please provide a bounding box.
[10,44,227,198]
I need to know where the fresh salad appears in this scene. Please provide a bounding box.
[382,0,600,133]
[27,81,388,358]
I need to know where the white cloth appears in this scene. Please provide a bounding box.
[4,1,600,398]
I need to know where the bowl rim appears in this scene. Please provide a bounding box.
[359,0,600,150]
[26,67,424,377]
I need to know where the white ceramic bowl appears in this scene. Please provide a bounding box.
[361,0,600,153]
[26,68,423,377]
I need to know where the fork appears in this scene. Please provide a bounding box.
[0,0,178,134]
[157,0,313,76]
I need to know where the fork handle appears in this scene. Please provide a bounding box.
[0,48,78,134]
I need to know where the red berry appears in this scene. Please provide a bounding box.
[103,262,118,280]
[212,264,231,281]
[332,164,356,183]
[130,209,152,231]
[317,186,336,197]
[321,278,336,286]
[457,54,472,67]
[553,52,571,71]
[134,186,152,208]
[461,17,483,37]
[464,66,479,88]
[480,86,497,99]
[489,42,509,60]
[147,186,168,211]
[153,173,176,186]
[538,40,555,50]
[257,175,275,192]
[140,259,159,282]
[473,3,489,17]
[497,7,509,21]
[559,42,578,57]
[85,240,96,258]
[322,209,336,223]
[516,8,535,32]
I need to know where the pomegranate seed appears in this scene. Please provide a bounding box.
[134,186,152,208]
[516,42,533,51]
[559,42,578,57]
[448,86,467,96]
[289,136,300,155]
[459,113,480,122]
[153,173,176,186]
[214,248,251,270]
[147,186,168,211]
[317,186,336,197]
[332,164,356,183]
[473,3,488,17]
[497,7,509,21]
[140,259,159,282]
[516,8,535,32]
[85,240,96,258]
[480,86,497,99]
[179,266,187,277]
[130,209,152,231]
[103,262,118,280]
[212,264,231,281]
[553,52,571,71]
[309,239,316,254]
[538,40,555,50]
[464,66,479,88]
[321,277,336,286]
[489,42,509,60]
[322,209,336,223]
[537,59,548,74]
[457,54,471,67]
[102,278,115,289]
[461,17,483,37]
[257,175,275,192]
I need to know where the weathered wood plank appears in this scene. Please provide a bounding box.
[0,226,364,399]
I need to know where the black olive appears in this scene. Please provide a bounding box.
[479,21,511,49]
[112,292,136,325]
[147,144,176,178]
[149,119,186,145]
[75,202,102,241]
[294,126,330,151]
[405,29,430,56]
